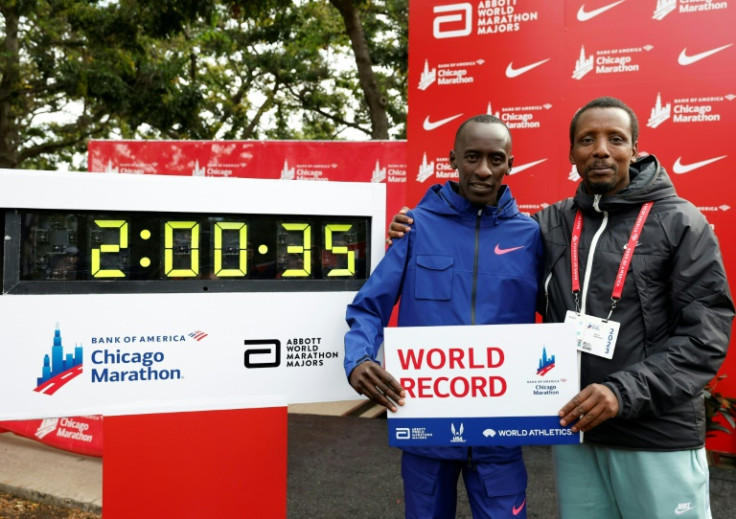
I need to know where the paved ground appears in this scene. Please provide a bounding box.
[1,413,735,518]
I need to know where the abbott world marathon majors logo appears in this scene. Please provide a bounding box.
[243,336,340,369]
[647,92,734,129]
[653,0,729,20]
[432,2,541,39]
[571,44,653,80]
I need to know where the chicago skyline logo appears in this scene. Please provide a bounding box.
[537,347,555,376]
[35,326,84,395]
[652,0,676,20]
[417,153,436,183]
[647,92,671,128]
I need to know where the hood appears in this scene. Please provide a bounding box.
[573,154,678,214]
[416,181,521,223]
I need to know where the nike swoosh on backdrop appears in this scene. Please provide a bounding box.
[509,158,548,175]
[577,0,627,21]
[495,244,525,255]
[423,113,463,131]
[678,43,733,65]
[672,155,727,174]
[505,59,550,78]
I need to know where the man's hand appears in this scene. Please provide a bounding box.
[349,360,406,413]
[559,383,619,433]
[386,206,413,246]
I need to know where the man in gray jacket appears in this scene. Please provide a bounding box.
[390,97,734,518]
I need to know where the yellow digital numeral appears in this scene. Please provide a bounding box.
[281,223,311,277]
[325,224,355,277]
[214,222,248,277]
[164,221,199,277]
[91,220,128,278]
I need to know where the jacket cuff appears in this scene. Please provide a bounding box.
[602,381,626,418]
[345,355,374,380]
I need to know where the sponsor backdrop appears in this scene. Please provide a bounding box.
[407,0,736,454]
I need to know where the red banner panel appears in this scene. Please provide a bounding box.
[408,0,736,453]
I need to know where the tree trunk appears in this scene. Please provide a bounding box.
[329,0,390,140]
[0,5,20,168]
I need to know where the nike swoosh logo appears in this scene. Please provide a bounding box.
[509,158,548,175]
[577,0,626,21]
[423,113,463,131]
[512,498,527,515]
[672,155,727,174]
[495,244,525,255]
[675,505,695,515]
[505,58,550,78]
[678,43,733,65]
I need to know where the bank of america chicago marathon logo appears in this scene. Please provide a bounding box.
[653,0,729,20]
[34,326,207,395]
[417,58,485,91]
[279,159,338,181]
[35,417,98,444]
[370,160,407,184]
[647,92,734,130]
[572,44,653,80]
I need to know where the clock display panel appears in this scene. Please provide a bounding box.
[3,210,371,294]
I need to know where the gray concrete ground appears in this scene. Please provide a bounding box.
[0,413,734,517]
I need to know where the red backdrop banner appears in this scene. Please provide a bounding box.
[407,0,736,454]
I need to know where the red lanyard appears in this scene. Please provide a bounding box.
[571,202,653,315]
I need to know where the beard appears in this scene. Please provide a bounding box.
[585,178,617,195]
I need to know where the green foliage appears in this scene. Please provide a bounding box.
[705,375,736,437]
[0,0,407,169]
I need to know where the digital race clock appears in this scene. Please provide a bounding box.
[1,170,382,294]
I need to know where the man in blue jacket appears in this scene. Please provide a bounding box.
[344,114,542,519]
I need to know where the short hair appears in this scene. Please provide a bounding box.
[455,114,512,148]
[569,97,639,147]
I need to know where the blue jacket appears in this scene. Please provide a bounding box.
[345,181,542,461]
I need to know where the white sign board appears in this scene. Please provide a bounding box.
[0,170,385,419]
[385,322,582,446]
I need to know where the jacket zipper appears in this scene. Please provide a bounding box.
[468,208,482,466]
[471,208,482,325]
[581,195,607,314]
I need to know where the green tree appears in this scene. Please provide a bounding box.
[0,0,407,170]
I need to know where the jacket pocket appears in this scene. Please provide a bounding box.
[415,255,453,300]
